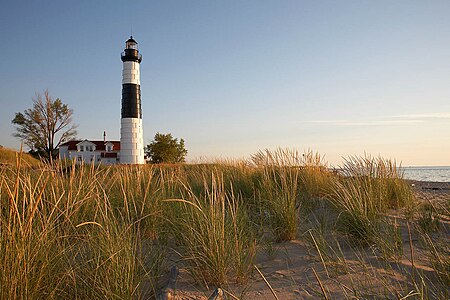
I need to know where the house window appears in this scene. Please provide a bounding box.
[79,146,84,152]
[77,156,82,162]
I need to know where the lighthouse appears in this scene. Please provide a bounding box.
[120,36,145,164]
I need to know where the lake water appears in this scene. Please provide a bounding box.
[401,166,450,182]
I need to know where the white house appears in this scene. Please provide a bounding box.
[59,139,120,164]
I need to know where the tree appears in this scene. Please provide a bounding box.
[12,90,77,160]
[145,133,187,163]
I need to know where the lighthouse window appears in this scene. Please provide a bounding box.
[126,41,137,50]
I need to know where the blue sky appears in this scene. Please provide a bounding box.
[1,1,449,166]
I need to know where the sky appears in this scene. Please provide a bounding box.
[0,0,449,166]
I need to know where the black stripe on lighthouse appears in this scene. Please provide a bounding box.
[121,84,142,118]
[120,40,142,119]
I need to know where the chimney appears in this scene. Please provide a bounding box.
[103,131,106,143]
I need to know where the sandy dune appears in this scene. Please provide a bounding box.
[168,181,450,299]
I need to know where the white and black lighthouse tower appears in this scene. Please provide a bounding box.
[120,36,144,164]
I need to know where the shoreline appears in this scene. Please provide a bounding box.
[406,179,450,190]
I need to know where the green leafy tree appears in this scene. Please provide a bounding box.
[12,90,77,160]
[145,133,187,163]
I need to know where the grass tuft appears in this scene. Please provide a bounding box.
[167,172,256,286]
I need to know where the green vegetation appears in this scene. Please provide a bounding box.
[328,156,414,243]
[145,132,188,163]
[252,149,303,242]
[0,149,448,299]
[168,174,255,285]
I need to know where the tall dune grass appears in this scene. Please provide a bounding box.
[167,173,255,286]
[1,161,65,299]
[251,149,333,241]
[328,156,414,243]
[252,149,302,241]
[298,150,332,206]
[3,149,445,298]
[0,158,166,299]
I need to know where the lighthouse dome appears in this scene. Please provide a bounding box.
[126,36,138,50]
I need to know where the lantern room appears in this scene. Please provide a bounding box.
[121,36,142,63]
[126,36,138,50]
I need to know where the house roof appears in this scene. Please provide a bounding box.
[60,140,120,151]
[76,140,96,146]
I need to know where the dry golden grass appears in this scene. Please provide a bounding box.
[0,149,448,299]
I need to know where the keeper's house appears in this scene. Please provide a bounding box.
[59,139,120,165]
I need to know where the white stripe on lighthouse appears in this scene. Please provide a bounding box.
[122,61,140,85]
[120,118,144,164]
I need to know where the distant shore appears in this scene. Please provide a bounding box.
[407,180,450,191]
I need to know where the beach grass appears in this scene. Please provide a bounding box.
[166,172,256,286]
[0,149,448,299]
[327,156,414,243]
